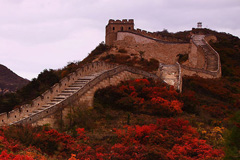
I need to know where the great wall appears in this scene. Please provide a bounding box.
[0,19,221,128]
[0,62,160,127]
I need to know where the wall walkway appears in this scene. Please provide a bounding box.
[181,35,221,78]
[0,62,160,126]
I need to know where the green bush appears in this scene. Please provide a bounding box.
[66,105,97,131]
[224,111,240,159]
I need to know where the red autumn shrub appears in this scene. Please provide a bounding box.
[113,118,224,160]
[0,150,34,160]
[201,104,228,118]
[95,79,183,116]
[167,137,224,160]
[0,118,224,160]
[180,89,198,113]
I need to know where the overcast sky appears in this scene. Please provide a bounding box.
[0,0,239,80]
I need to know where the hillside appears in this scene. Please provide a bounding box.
[0,64,29,94]
[0,27,240,159]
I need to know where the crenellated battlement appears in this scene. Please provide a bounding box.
[105,19,186,45]
[108,19,134,24]
[0,20,222,128]
[106,19,135,45]
[105,19,221,80]
[131,28,185,43]
[0,61,161,127]
[0,61,115,126]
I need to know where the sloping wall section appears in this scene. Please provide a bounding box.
[0,62,160,127]
[115,31,190,64]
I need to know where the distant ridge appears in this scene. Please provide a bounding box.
[0,64,29,94]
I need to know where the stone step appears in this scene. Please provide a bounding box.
[62,90,75,94]
[78,78,92,80]
[64,88,80,91]
[75,78,91,83]
[42,104,51,108]
[58,93,71,96]
[8,70,112,126]
[80,76,96,79]
[193,36,219,72]
[51,99,61,103]
[69,84,83,87]
[74,81,87,83]
[53,96,66,100]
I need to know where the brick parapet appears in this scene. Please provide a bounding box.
[0,61,115,126]
[118,31,188,44]
[5,64,160,126]
[203,38,221,76]
[108,19,134,24]
[188,35,221,78]
[180,65,219,78]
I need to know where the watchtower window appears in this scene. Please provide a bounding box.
[121,27,123,31]
[113,27,115,30]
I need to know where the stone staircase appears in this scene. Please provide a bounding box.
[10,70,106,125]
[0,62,161,126]
[192,35,219,72]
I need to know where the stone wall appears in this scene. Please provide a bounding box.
[0,61,115,126]
[106,19,221,80]
[128,29,186,43]
[5,64,160,128]
[105,19,187,46]
[181,65,220,78]
[183,35,221,78]
[106,19,134,45]
[115,32,190,64]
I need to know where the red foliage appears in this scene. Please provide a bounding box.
[0,150,34,160]
[201,104,228,118]
[96,79,183,116]
[0,118,224,159]
[113,118,224,159]
[167,137,224,160]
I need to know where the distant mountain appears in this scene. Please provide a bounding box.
[0,64,29,94]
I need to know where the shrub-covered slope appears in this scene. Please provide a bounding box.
[0,79,225,159]
[0,64,29,94]
[0,29,240,159]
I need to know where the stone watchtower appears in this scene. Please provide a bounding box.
[105,19,134,46]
